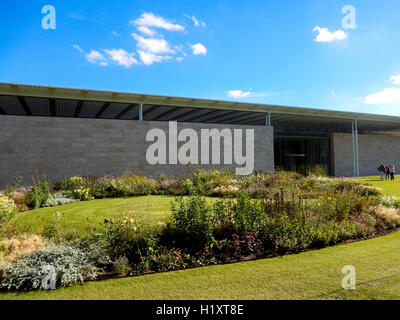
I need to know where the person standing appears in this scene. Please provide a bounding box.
[378,164,386,181]
[390,165,395,180]
[385,164,391,181]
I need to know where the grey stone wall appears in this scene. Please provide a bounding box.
[0,115,274,186]
[332,133,354,177]
[332,132,400,177]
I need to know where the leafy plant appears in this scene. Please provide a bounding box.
[0,244,106,291]
[89,218,157,265]
[171,195,214,252]
[113,256,131,275]
[0,193,18,222]
[29,181,51,209]
[44,192,78,207]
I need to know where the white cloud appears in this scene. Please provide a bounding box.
[390,75,400,85]
[313,27,348,42]
[137,50,171,66]
[184,14,205,28]
[104,49,139,68]
[133,13,185,33]
[85,50,108,66]
[132,33,175,65]
[137,26,156,37]
[73,44,84,53]
[132,33,174,54]
[227,90,251,99]
[364,88,400,104]
[78,12,207,68]
[191,43,207,55]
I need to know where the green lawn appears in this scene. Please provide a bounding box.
[11,196,175,236]
[1,229,399,300]
[2,185,400,300]
[356,176,400,197]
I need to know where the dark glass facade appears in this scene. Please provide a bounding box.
[274,136,332,176]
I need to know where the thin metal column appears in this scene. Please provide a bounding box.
[352,119,360,177]
[139,104,143,121]
[266,112,271,127]
[355,119,359,177]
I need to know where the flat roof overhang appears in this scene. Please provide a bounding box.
[1,82,400,135]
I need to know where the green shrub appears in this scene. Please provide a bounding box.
[310,221,341,247]
[89,218,157,264]
[113,256,131,275]
[263,216,314,252]
[29,180,51,209]
[212,199,237,240]
[171,195,214,252]
[109,174,158,197]
[233,193,265,233]
[147,248,196,272]
[309,165,327,177]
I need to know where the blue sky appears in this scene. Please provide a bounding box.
[1,0,400,115]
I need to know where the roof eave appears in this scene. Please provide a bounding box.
[1,81,399,123]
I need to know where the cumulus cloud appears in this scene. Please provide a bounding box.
[191,43,207,55]
[133,12,185,34]
[85,50,108,66]
[364,88,400,104]
[137,26,156,37]
[363,75,400,104]
[103,49,139,68]
[137,50,172,66]
[313,27,348,42]
[132,33,174,54]
[132,33,175,65]
[227,90,251,99]
[76,12,207,68]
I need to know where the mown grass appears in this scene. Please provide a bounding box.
[1,229,399,300]
[357,176,400,197]
[10,196,218,236]
[10,196,174,236]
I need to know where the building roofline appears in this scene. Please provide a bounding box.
[1,81,399,123]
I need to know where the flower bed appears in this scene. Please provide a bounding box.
[1,171,399,292]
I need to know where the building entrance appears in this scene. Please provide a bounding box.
[274,137,331,176]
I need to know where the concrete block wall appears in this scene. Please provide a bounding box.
[0,115,274,186]
[332,132,400,177]
[332,133,354,177]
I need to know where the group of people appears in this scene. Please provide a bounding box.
[377,164,395,181]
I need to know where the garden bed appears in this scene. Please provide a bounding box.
[1,170,400,292]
